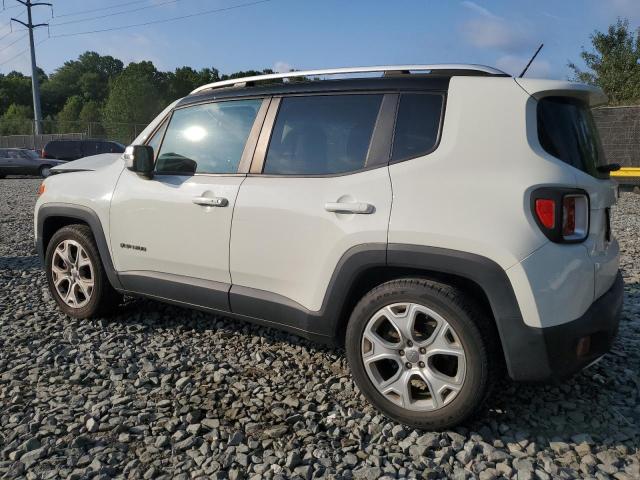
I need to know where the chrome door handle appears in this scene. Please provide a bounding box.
[192,196,228,207]
[324,202,374,214]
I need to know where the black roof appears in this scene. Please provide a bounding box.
[177,75,461,107]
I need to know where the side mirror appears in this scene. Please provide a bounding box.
[124,145,154,178]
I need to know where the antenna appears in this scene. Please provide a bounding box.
[519,43,544,78]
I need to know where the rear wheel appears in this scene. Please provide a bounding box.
[45,224,121,318]
[346,278,495,429]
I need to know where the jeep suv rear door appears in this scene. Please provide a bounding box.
[229,94,394,324]
[110,98,268,311]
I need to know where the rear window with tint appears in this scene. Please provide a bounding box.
[391,93,444,162]
[537,97,608,179]
[264,94,383,175]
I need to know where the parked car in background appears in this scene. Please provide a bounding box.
[42,139,125,161]
[0,148,65,178]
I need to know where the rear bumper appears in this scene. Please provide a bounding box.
[509,271,623,381]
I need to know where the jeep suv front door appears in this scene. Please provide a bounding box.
[229,94,395,329]
[110,98,268,311]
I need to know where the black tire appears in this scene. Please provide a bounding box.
[39,165,52,178]
[45,224,121,318]
[345,278,496,430]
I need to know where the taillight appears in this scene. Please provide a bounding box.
[561,194,588,241]
[531,188,589,243]
[534,199,555,229]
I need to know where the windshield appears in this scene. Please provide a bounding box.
[537,96,609,179]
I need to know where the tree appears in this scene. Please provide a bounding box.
[0,104,32,135]
[41,51,123,117]
[570,19,640,105]
[102,61,164,143]
[0,72,32,117]
[56,96,84,132]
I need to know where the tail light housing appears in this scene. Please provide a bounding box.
[531,188,589,243]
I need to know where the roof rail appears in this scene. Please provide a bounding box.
[190,64,508,94]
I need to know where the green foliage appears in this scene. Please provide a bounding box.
[79,101,102,124]
[40,51,123,116]
[102,61,164,143]
[0,50,280,141]
[570,19,640,105]
[0,104,33,135]
[0,72,32,117]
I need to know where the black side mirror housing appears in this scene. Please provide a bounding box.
[124,145,154,178]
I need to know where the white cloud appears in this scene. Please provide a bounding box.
[273,61,293,73]
[496,54,553,78]
[461,1,498,19]
[460,1,536,55]
[463,17,534,53]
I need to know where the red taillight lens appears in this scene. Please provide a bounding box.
[535,199,555,229]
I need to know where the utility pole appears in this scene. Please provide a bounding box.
[11,0,51,135]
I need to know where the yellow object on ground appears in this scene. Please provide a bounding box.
[611,168,640,178]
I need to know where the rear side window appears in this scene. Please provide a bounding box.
[392,93,444,162]
[537,97,608,179]
[83,141,100,156]
[263,94,383,175]
[156,99,262,175]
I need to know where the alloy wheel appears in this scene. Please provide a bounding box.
[361,302,467,411]
[51,239,94,308]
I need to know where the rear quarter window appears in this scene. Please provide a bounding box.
[537,96,608,179]
[391,93,444,162]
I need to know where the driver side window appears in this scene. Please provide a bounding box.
[155,99,262,175]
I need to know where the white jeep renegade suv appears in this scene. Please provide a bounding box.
[35,65,623,429]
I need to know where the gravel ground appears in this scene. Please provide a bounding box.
[1,177,639,480]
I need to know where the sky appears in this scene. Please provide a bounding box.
[0,0,639,80]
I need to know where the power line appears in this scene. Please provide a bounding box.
[54,0,153,18]
[50,0,273,38]
[0,37,45,67]
[0,29,14,43]
[0,30,26,52]
[50,0,187,27]
[0,8,25,35]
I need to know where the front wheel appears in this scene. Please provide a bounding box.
[45,224,121,318]
[345,278,495,430]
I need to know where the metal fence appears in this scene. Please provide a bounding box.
[592,105,640,168]
[0,133,86,150]
[0,120,149,150]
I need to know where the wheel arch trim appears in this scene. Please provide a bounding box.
[312,243,548,380]
[36,203,123,290]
